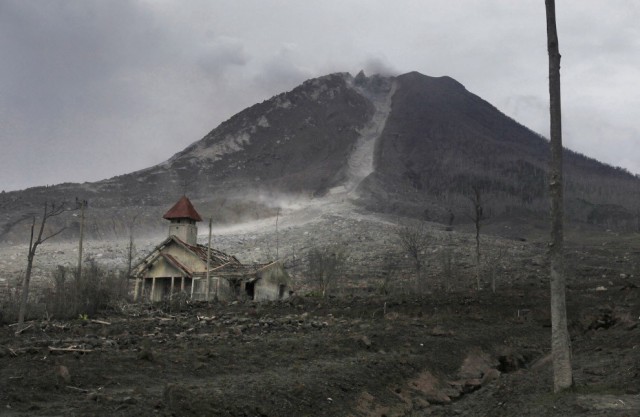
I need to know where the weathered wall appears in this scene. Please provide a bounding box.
[168,221,198,246]
[254,279,284,301]
[191,277,236,301]
[254,263,290,301]
[164,243,205,273]
[142,278,171,302]
[137,275,191,302]
[145,257,182,279]
[215,277,236,301]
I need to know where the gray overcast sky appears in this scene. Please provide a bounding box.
[1,0,639,191]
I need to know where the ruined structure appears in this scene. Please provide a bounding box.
[131,196,290,302]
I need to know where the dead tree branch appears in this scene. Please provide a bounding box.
[17,201,75,332]
[397,222,430,291]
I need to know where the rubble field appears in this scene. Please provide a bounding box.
[1,276,639,417]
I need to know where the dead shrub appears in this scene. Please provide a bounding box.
[439,246,458,292]
[307,245,348,297]
[42,258,129,319]
[379,252,402,295]
[483,248,507,293]
[396,222,431,291]
[0,286,22,324]
[159,291,191,313]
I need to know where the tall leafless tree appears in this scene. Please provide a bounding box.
[126,213,140,276]
[466,185,485,290]
[75,199,88,278]
[545,0,573,392]
[275,207,281,259]
[397,222,430,290]
[17,202,70,330]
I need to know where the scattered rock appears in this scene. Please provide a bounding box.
[408,371,451,405]
[458,348,497,380]
[496,348,527,373]
[359,335,372,348]
[137,345,154,362]
[163,383,194,413]
[430,326,454,337]
[576,394,640,411]
[481,368,501,385]
[120,396,137,405]
[460,378,483,393]
[56,365,71,385]
[530,353,552,371]
[582,308,617,331]
[385,312,400,320]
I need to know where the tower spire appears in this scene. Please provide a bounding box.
[163,196,202,245]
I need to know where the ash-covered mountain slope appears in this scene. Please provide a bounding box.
[138,72,384,196]
[360,71,639,226]
[1,71,638,243]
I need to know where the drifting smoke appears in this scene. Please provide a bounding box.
[361,56,399,77]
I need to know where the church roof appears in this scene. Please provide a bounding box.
[162,196,203,221]
[130,235,241,278]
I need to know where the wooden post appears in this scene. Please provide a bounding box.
[205,217,212,301]
[76,200,87,278]
[545,0,573,392]
[276,208,280,259]
[151,277,156,302]
[170,277,175,297]
[133,277,141,301]
[181,276,185,292]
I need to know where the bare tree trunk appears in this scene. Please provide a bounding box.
[397,223,429,291]
[545,0,573,392]
[275,208,280,259]
[127,233,134,275]
[76,201,86,278]
[475,220,481,290]
[467,186,484,290]
[18,237,36,327]
[17,202,69,329]
[18,262,35,324]
[205,217,212,301]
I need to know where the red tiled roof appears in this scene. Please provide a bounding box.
[162,196,203,221]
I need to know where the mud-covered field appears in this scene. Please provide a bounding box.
[1,275,639,417]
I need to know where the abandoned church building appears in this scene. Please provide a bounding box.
[131,196,290,302]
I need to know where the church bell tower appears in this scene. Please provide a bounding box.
[162,196,202,245]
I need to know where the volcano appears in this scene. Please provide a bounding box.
[1,71,638,242]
